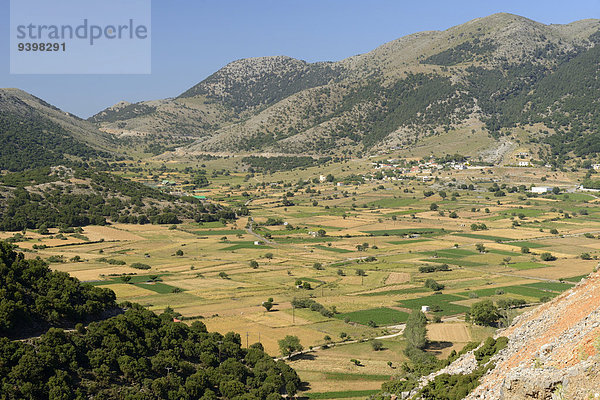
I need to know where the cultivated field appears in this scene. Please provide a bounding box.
[10,158,600,399]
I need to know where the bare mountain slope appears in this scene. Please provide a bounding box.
[89,14,600,158]
[415,270,600,399]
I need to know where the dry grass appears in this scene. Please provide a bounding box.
[427,322,472,342]
[385,272,410,285]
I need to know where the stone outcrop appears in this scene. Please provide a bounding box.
[432,271,600,399]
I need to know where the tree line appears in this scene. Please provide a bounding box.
[0,242,301,399]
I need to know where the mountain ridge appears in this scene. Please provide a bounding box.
[5,13,600,163]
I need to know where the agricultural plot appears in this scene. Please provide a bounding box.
[509,262,549,270]
[398,294,470,316]
[335,307,409,326]
[16,158,600,400]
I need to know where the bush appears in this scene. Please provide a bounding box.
[424,279,445,291]
[130,263,151,270]
[371,340,384,351]
[540,252,556,261]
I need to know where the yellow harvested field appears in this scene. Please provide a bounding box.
[52,265,141,281]
[385,272,410,285]
[427,323,472,343]
[202,315,324,354]
[82,225,145,241]
[244,309,314,327]
[105,284,155,298]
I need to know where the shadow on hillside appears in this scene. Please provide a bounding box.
[426,340,453,355]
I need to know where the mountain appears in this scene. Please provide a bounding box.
[89,56,344,146]
[0,89,117,171]
[90,14,600,162]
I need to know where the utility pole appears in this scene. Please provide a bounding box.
[246,332,249,348]
[292,305,295,324]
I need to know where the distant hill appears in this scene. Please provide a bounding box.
[0,166,243,231]
[0,89,117,171]
[87,13,600,164]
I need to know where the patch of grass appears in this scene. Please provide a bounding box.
[398,294,469,316]
[357,287,431,297]
[509,262,549,270]
[367,198,418,208]
[564,275,588,283]
[93,274,170,286]
[335,307,409,326]
[504,241,547,249]
[277,237,341,244]
[313,245,353,253]
[487,249,522,256]
[421,248,478,259]
[522,282,574,292]
[191,229,246,236]
[453,233,513,241]
[320,372,392,381]
[503,285,558,299]
[134,282,183,294]
[362,228,445,237]
[221,241,272,250]
[304,390,380,399]
[386,239,431,245]
[461,285,559,300]
[420,258,484,267]
[500,209,545,217]
[385,209,427,216]
[296,277,325,284]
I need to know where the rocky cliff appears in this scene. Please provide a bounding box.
[425,270,600,399]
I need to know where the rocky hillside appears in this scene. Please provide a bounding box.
[0,89,121,171]
[416,270,600,399]
[0,88,114,150]
[89,13,600,161]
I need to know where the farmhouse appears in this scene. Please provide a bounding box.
[518,161,530,167]
[531,186,551,194]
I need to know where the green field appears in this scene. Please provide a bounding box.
[398,294,470,316]
[362,228,445,237]
[335,307,409,325]
[357,287,431,297]
[510,262,549,270]
[304,390,381,399]
[18,153,599,398]
[313,245,353,253]
[134,282,183,294]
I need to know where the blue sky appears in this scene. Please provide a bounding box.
[1,0,598,118]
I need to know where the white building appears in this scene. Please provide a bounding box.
[518,161,530,167]
[319,175,327,182]
[531,186,551,194]
[421,306,430,313]
[592,164,600,171]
